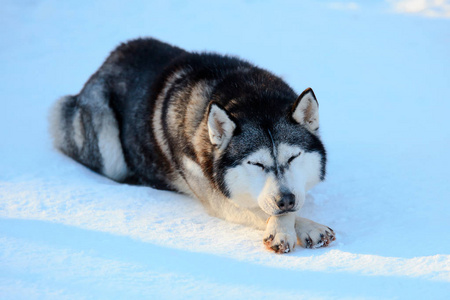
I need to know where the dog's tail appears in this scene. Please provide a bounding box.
[49,94,128,181]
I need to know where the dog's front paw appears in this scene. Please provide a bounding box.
[263,232,296,254]
[295,217,336,249]
[263,214,296,254]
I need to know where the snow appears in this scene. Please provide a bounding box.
[1,0,450,299]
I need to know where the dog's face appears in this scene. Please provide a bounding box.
[223,140,324,215]
[208,88,326,216]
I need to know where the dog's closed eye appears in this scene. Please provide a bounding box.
[248,161,265,170]
[287,152,302,164]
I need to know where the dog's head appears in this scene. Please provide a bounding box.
[207,87,326,216]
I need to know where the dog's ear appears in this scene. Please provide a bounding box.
[291,88,319,132]
[207,102,236,150]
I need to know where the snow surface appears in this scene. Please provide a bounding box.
[1,0,450,299]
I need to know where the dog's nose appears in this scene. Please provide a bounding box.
[276,193,295,211]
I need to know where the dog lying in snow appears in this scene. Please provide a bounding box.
[50,38,335,253]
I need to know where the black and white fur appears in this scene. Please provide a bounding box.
[50,38,335,253]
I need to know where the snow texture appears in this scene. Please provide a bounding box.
[1,0,449,299]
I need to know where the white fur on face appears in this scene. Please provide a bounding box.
[277,143,302,166]
[257,173,282,215]
[224,143,323,215]
[224,148,273,208]
[246,147,274,168]
[277,143,323,210]
[286,149,322,192]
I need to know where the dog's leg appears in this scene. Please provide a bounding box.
[205,197,269,230]
[295,216,336,248]
[263,213,297,254]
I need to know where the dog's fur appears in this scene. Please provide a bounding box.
[50,38,335,253]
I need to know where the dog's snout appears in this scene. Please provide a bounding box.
[276,193,295,212]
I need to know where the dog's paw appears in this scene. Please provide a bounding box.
[263,214,296,254]
[295,217,336,249]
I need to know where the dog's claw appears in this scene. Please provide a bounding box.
[263,234,274,243]
[305,235,313,248]
[268,240,290,254]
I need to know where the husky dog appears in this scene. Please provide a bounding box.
[50,38,335,253]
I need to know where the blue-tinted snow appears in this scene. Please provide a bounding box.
[1,1,449,299]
